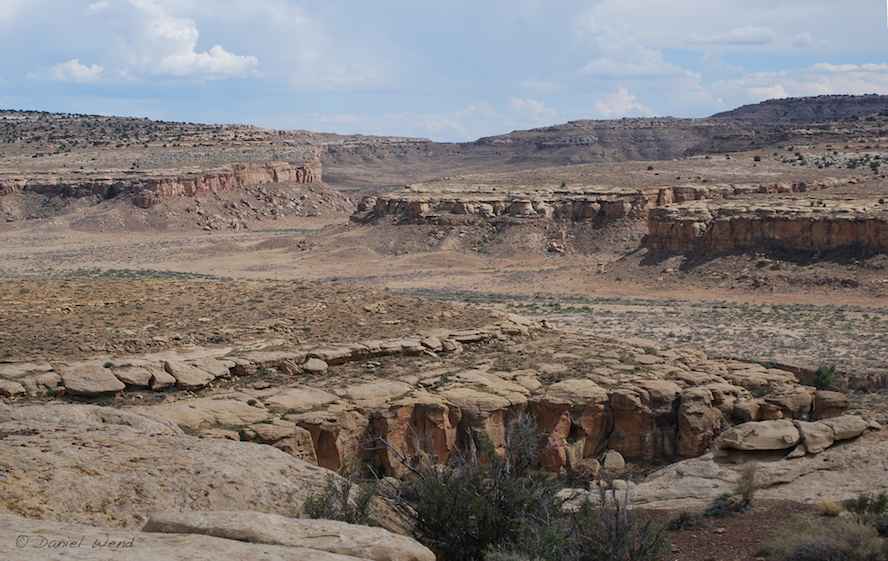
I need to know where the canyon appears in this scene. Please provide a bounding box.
[3,96,888,561]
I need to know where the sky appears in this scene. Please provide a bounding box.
[1,0,888,141]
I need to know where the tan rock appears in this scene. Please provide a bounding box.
[821,415,869,441]
[265,386,339,414]
[163,360,216,389]
[131,398,270,431]
[0,514,368,561]
[112,364,154,387]
[602,450,626,473]
[0,403,333,529]
[304,357,329,374]
[794,420,835,454]
[677,388,724,458]
[0,379,25,397]
[57,362,125,396]
[814,390,849,420]
[719,420,801,451]
[143,511,435,561]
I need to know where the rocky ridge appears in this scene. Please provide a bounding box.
[3,320,871,480]
[353,176,858,226]
[647,197,888,254]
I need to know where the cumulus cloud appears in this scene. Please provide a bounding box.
[594,87,653,118]
[50,59,104,83]
[118,0,257,79]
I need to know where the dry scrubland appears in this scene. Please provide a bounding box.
[2,98,888,561]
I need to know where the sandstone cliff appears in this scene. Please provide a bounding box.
[647,199,888,254]
[0,160,320,210]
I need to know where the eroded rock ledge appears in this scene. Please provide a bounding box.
[352,176,857,225]
[647,198,888,254]
[0,160,320,210]
[3,320,868,479]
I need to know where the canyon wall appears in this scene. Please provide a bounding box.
[647,201,888,254]
[0,160,321,209]
[353,176,856,226]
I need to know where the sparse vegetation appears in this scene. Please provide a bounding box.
[303,471,378,526]
[759,516,887,561]
[814,365,837,390]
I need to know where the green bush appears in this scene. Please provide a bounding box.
[814,366,837,390]
[303,472,377,526]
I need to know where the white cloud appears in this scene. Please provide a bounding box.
[594,87,653,118]
[716,62,888,104]
[50,59,104,83]
[123,0,257,78]
[691,26,776,46]
[509,97,558,123]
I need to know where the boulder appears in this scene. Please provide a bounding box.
[602,450,626,473]
[814,391,849,420]
[0,379,25,397]
[303,358,329,374]
[57,363,125,396]
[821,415,869,441]
[112,365,154,388]
[719,420,801,451]
[143,511,435,561]
[163,361,216,389]
[793,420,835,454]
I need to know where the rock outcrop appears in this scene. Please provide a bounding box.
[143,511,434,561]
[353,176,857,228]
[0,403,335,528]
[0,512,431,561]
[647,198,888,254]
[0,160,319,210]
[2,320,857,478]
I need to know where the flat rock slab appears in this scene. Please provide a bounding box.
[57,363,126,396]
[0,514,367,561]
[163,361,216,389]
[144,511,435,561]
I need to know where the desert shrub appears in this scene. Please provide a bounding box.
[490,485,668,561]
[844,492,888,534]
[567,487,668,561]
[704,464,757,518]
[704,493,748,517]
[816,500,844,517]
[504,413,540,478]
[814,366,837,390]
[759,516,886,561]
[303,472,377,526]
[394,456,561,561]
[735,463,758,505]
[667,511,705,531]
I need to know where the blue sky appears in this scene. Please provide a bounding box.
[1,0,888,141]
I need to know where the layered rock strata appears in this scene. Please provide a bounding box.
[2,321,858,477]
[0,160,319,209]
[352,176,855,225]
[647,198,888,254]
